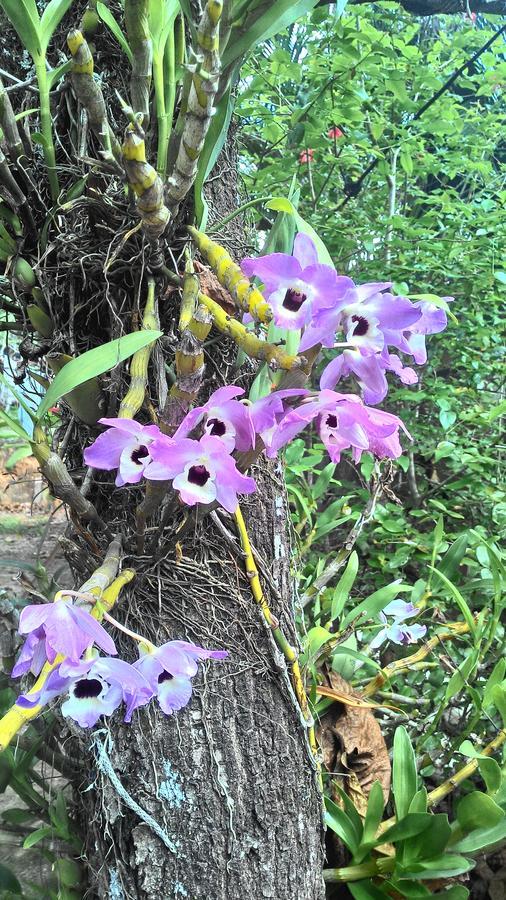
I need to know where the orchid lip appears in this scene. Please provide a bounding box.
[207,417,227,437]
[188,464,211,486]
[283,288,307,312]
[326,414,338,429]
[131,444,150,465]
[351,315,369,336]
[73,678,103,699]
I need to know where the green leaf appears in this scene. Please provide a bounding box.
[477,758,502,795]
[491,685,506,726]
[0,862,21,894]
[361,781,385,846]
[222,0,320,69]
[330,551,359,622]
[195,88,235,230]
[0,408,32,442]
[377,813,432,846]
[39,0,74,53]
[23,825,53,848]
[312,462,336,501]
[392,726,417,821]
[324,796,360,854]
[0,0,41,59]
[398,855,474,880]
[37,330,162,420]
[348,881,387,900]
[341,581,409,629]
[452,818,506,854]
[408,788,428,814]
[444,649,479,703]
[438,532,469,581]
[2,807,37,824]
[428,567,476,636]
[456,792,504,833]
[96,2,133,62]
[301,625,334,664]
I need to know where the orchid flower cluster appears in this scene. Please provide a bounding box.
[83,233,449,512]
[10,234,444,729]
[11,594,227,728]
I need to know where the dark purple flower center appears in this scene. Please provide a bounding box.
[158,670,174,683]
[283,288,307,313]
[73,678,103,699]
[188,465,210,487]
[131,444,149,465]
[207,417,227,437]
[351,315,369,337]
[326,414,338,429]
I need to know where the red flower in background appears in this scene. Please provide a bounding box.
[299,148,314,164]
[327,126,344,140]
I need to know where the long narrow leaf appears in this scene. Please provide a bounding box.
[96,2,133,62]
[37,330,162,420]
[194,87,235,229]
[222,0,320,69]
[39,0,74,53]
[0,0,41,58]
[392,726,417,821]
[428,566,476,636]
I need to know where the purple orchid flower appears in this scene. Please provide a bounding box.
[84,418,167,487]
[369,599,427,650]
[249,388,309,450]
[17,599,116,667]
[134,640,227,716]
[17,657,153,727]
[266,390,410,464]
[299,284,421,354]
[144,434,256,512]
[11,626,48,678]
[241,233,345,330]
[61,657,153,726]
[320,347,418,405]
[175,386,255,452]
[397,299,451,364]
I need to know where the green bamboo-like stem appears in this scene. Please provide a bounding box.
[31,424,106,529]
[153,50,169,179]
[163,24,177,156]
[165,0,223,215]
[67,30,122,163]
[34,60,59,202]
[0,76,25,163]
[118,278,158,419]
[323,858,395,883]
[122,121,170,241]
[125,0,152,122]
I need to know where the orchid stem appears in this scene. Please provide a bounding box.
[234,505,320,776]
[102,611,154,651]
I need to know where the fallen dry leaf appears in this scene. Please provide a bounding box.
[317,671,391,803]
